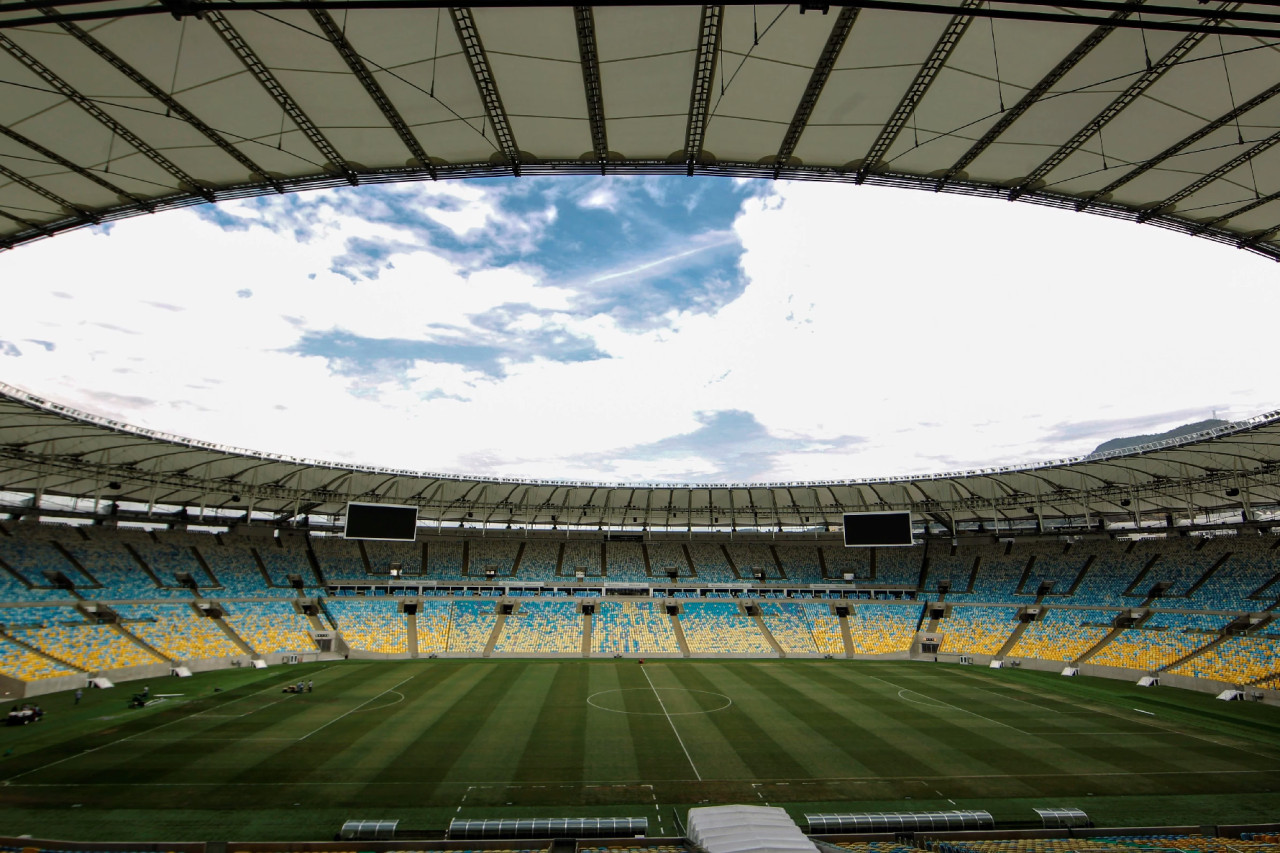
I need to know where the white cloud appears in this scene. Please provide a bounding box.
[0,177,1276,483]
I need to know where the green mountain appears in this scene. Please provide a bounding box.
[1092,419,1228,455]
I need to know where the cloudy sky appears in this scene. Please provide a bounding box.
[0,176,1276,484]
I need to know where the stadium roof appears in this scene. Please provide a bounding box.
[4,1,1280,258]
[2,381,1279,530]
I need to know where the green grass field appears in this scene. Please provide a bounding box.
[2,659,1279,841]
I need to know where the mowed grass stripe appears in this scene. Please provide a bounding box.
[17,663,390,788]
[513,662,589,782]
[665,663,815,781]
[581,664,641,781]
[441,661,561,787]
[617,663,744,781]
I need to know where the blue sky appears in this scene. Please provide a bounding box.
[0,175,1276,483]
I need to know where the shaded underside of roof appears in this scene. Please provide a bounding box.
[3,1,1280,257]
[2,384,1279,528]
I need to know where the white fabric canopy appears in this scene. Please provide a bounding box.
[687,805,818,853]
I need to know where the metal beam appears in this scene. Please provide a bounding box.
[1008,4,1236,201]
[773,5,858,175]
[857,0,981,182]
[42,9,284,193]
[0,31,215,200]
[0,162,97,222]
[937,0,1140,190]
[450,6,520,172]
[0,123,150,208]
[573,5,608,169]
[1138,128,1280,223]
[203,9,358,184]
[1078,78,1280,212]
[309,8,437,178]
[683,4,722,176]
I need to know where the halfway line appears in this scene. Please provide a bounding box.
[641,666,701,782]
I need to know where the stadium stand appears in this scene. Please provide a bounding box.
[847,603,919,655]
[680,600,772,654]
[938,606,1017,656]
[494,600,582,654]
[727,544,782,580]
[363,539,422,574]
[221,600,316,655]
[647,543,693,577]
[1185,541,1278,611]
[427,541,465,581]
[821,544,872,581]
[115,603,240,661]
[592,599,680,654]
[605,542,649,582]
[198,540,286,598]
[773,545,821,584]
[11,619,165,670]
[1167,634,1280,684]
[758,600,843,655]
[922,541,974,596]
[130,539,217,590]
[1008,608,1113,662]
[517,542,560,581]
[1063,540,1148,607]
[447,600,499,653]
[1016,542,1089,597]
[562,542,604,579]
[1088,618,1216,673]
[871,546,920,585]
[256,539,321,589]
[686,544,736,583]
[0,634,80,680]
[311,537,370,583]
[326,598,408,653]
[417,599,453,654]
[1129,537,1221,600]
[470,540,520,578]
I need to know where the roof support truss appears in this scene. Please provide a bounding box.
[683,4,722,175]
[0,31,214,200]
[1009,3,1236,201]
[857,0,982,182]
[309,8,437,178]
[42,9,283,193]
[573,5,609,169]
[1079,78,1280,211]
[450,6,520,171]
[0,123,149,208]
[937,0,1142,189]
[0,161,96,222]
[1139,128,1280,222]
[203,9,357,184]
[773,4,859,174]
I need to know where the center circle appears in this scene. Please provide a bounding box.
[586,688,733,716]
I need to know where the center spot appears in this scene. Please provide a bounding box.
[586,688,733,716]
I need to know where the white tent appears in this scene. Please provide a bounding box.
[687,805,817,853]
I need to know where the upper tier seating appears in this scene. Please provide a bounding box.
[726,544,782,580]
[680,600,772,654]
[605,542,648,582]
[198,541,284,597]
[591,600,680,654]
[363,539,422,574]
[494,600,582,654]
[774,545,822,584]
[950,554,1029,603]
[427,541,465,581]
[64,531,178,600]
[1063,540,1148,607]
[870,546,919,585]
[647,543,693,577]
[131,540,216,589]
[1017,542,1089,597]
[821,545,872,582]
[922,541,974,596]
[311,537,370,583]
[256,540,321,589]
[516,541,559,581]
[1184,541,1278,610]
[562,541,603,579]
[470,540,520,578]
[686,544,736,583]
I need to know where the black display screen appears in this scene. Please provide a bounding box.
[843,511,913,547]
[343,502,419,541]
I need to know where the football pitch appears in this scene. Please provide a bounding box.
[2,658,1280,841]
